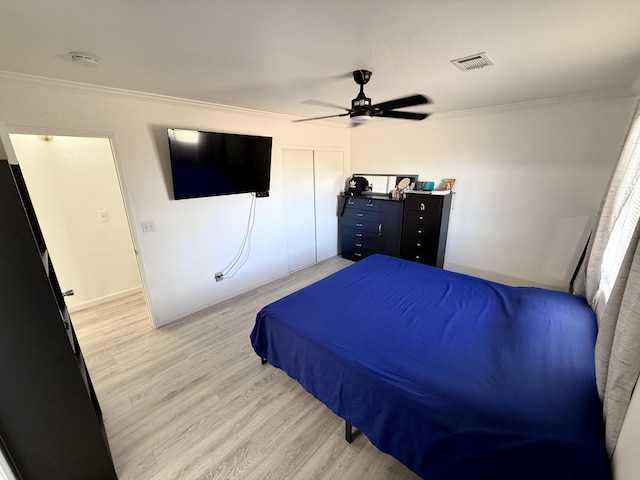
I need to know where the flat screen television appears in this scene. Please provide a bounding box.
[167,128,273,199]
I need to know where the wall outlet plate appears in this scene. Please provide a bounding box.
[141,221,155,233]
[215,272,223,282]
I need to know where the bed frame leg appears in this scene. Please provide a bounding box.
[261,357,267,365]
[345,421,353,443]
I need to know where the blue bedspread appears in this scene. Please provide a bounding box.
[250,255,610,479]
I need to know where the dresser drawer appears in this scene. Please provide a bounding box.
[341,227,379,245]
[344,196,381,211]
[400,244,438,265]
[404,195,442,214]
[402,223,439,240]
[342,208,380,223]
[402,237,438,254]
[341,243,377,261]
[341,217,379,232]
[403,209,440,227]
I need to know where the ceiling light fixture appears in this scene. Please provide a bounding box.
[69,52,99,67]
[351,114,372,124]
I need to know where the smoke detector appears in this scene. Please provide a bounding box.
[69,52,99,67]
[451,52,494,72]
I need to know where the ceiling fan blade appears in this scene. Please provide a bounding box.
[302,99,350,111]
[292,112,350,123]
[373,110,429,121]
[371,94,430,111]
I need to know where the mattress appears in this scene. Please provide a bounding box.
[250,254,610,479]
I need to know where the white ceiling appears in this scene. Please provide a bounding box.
[1,0,640,123]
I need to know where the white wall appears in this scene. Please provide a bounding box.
[9,134,142,311]
[0,73,349,326]
[351,94,635,289]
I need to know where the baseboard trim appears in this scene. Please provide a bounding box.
[68,286,143,313]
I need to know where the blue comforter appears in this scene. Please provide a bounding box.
[250,254,609,479]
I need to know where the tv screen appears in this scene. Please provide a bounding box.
[167,128,273,199]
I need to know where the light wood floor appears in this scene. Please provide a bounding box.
[71,256,421,480]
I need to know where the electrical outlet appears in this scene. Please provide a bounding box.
[141,221,155,233]
[215,272,223,282]
[98,210,109,222]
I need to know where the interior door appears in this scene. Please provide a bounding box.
[283,149,316,272]
[314,150,344,262]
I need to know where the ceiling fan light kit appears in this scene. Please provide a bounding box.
[350,114,371,124]
[295,69,430,126]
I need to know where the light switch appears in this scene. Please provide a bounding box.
[141,221,155,233]
[98,210,109,222]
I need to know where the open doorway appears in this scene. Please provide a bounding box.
[8,133,152,327]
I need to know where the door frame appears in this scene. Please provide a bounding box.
[0,123,155,327]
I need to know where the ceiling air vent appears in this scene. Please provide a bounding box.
[451,52,494,72]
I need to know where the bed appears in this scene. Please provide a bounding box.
[250,254,610,479]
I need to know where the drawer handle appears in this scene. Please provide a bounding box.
[366,203,375,207]
[355,233,363,237]
[415,255,420,259]
[355,252,362,257]
[418,229,422,234]
[417,243,421,247]
[356,213,364,217]
[348,199,355,205]
[419,216,424,220]
[420,203,425,211]
[356,223,363,227]
[355,243,362,247]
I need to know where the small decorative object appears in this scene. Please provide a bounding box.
[397,177,411,191]
[416,181,426,190]
[425,181,435,191]
[442,178,456,190]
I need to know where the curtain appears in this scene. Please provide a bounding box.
[595,220,640,454]
[576,102,640,456]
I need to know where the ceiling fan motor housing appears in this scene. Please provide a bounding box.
[352,69,372,112]
[352,91,372,111]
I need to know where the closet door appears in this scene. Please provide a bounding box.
[314,150,344,262]
[283,149,317,272]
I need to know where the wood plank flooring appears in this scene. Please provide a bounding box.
[71,256,420,480]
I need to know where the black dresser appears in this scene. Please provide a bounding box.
[340,194,404,261]
[0,160,117,480]
[400,193,452,268]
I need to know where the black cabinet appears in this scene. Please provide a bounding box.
[340,195,404,261]
[400,193,452,268]
[0,160,117,480]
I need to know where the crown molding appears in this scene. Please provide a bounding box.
[0,70,314,124]
[353,89,635,129]
[430,89,635,120]
[0,69,632,127]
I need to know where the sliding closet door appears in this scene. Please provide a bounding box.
[314,150,344,262]
[283,149,316,272]
[283,148,345,272]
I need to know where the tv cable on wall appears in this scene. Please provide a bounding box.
[215,193,257,281]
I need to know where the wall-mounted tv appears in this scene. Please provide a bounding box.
[167,128,273,199]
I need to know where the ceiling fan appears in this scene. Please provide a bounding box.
[294,69,431,125]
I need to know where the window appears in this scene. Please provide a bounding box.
[599,107,640,302]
